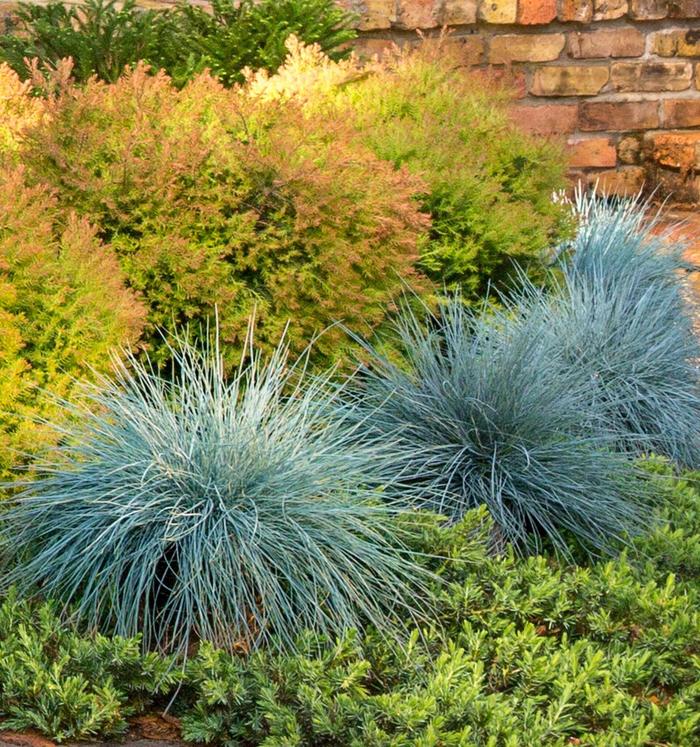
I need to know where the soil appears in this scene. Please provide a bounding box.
[0,713,186,747]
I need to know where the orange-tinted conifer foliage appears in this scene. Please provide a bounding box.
[20,65,429,367]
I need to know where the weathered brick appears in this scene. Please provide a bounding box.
[559,0,593,21]
[342,0,396,30]
[588,167,645,196]
[478,0,518,22]
[567,29,645,59]
[617,136,642,164]
[510,103,578,134]
[646,131,700,170]
[395,0,441,27]
[441,35,485,64]
[443,0,479,23]
[697,61,700,87]
[628,0,668,17]
[648,169,700,203]
[579,100,660,131]
[653,30,680,56]
[568,137,617,168]
[592,0,628,20]
[611,62,693,92]
[490,33,565,63]
[653,28,700,56]
[474,67,527,97]
[668,0,700,16]
[663,99,700,127]
[517,0,557,23]
[352,38,396,58]
[530,65,609,96]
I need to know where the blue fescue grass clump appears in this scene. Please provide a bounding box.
[342,295,649,556]
[551,191,700,468]
[0,329,429,655]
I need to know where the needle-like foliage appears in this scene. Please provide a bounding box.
[550,191,700,467]
[341,295,647,556]
[0,328,429,654]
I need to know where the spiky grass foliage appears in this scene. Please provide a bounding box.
[0,329,429,654]
[550,191,700,468]
[561,189,694,296]
[341,296,647,555]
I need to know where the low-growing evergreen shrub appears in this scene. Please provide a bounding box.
[0,0,183,85]
[18,66,427,367]
[0,168,145,480]
[0,592,178,742]
[249,40,570,302]
[339,294,648,555]
[176,0,356,87]
[1,465,700,745]
[0,0,355,86]
[0,329,429,654]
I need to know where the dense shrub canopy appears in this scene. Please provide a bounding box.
[249,40,570,303]
[18,65,428,367]
[0,168,145,479]
[0,330,429,653]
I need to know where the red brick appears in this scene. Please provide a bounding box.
[567,29,645,59]
[478,0,518,22]
[663,99,700,127]
[393,0,439,27]
[443,0,479,23]
[420,35,485,64]
[592,0,628,20]
[589,167,645,196]
[579,100,660,131]
[611,62,693,92]
[568,137,618,168]
[341,0,395,30]
[441,35,485,64]
[646,131,700,170]
[530,65,609,96]
[352,38,396,59]
[653,30,680,56]
[490,33,565,63]
[510,103,578,135]
[653,28,700,56]
[473,67,527,97]
[628,0,668,16]
[668,0,700,16]
[517,0,557,23]
[617,136,642,164]
[559,0,593,20]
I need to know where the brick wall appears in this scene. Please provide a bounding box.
[341,0,700,202]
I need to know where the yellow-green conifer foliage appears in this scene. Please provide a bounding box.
[0,63,46,158]
[249,39,569,302]
[0,169,146,479]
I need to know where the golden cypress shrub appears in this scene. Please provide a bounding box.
[0,168,146,479]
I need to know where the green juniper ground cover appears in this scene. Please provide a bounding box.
[1,466,700,746]
[0,2,699,745]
